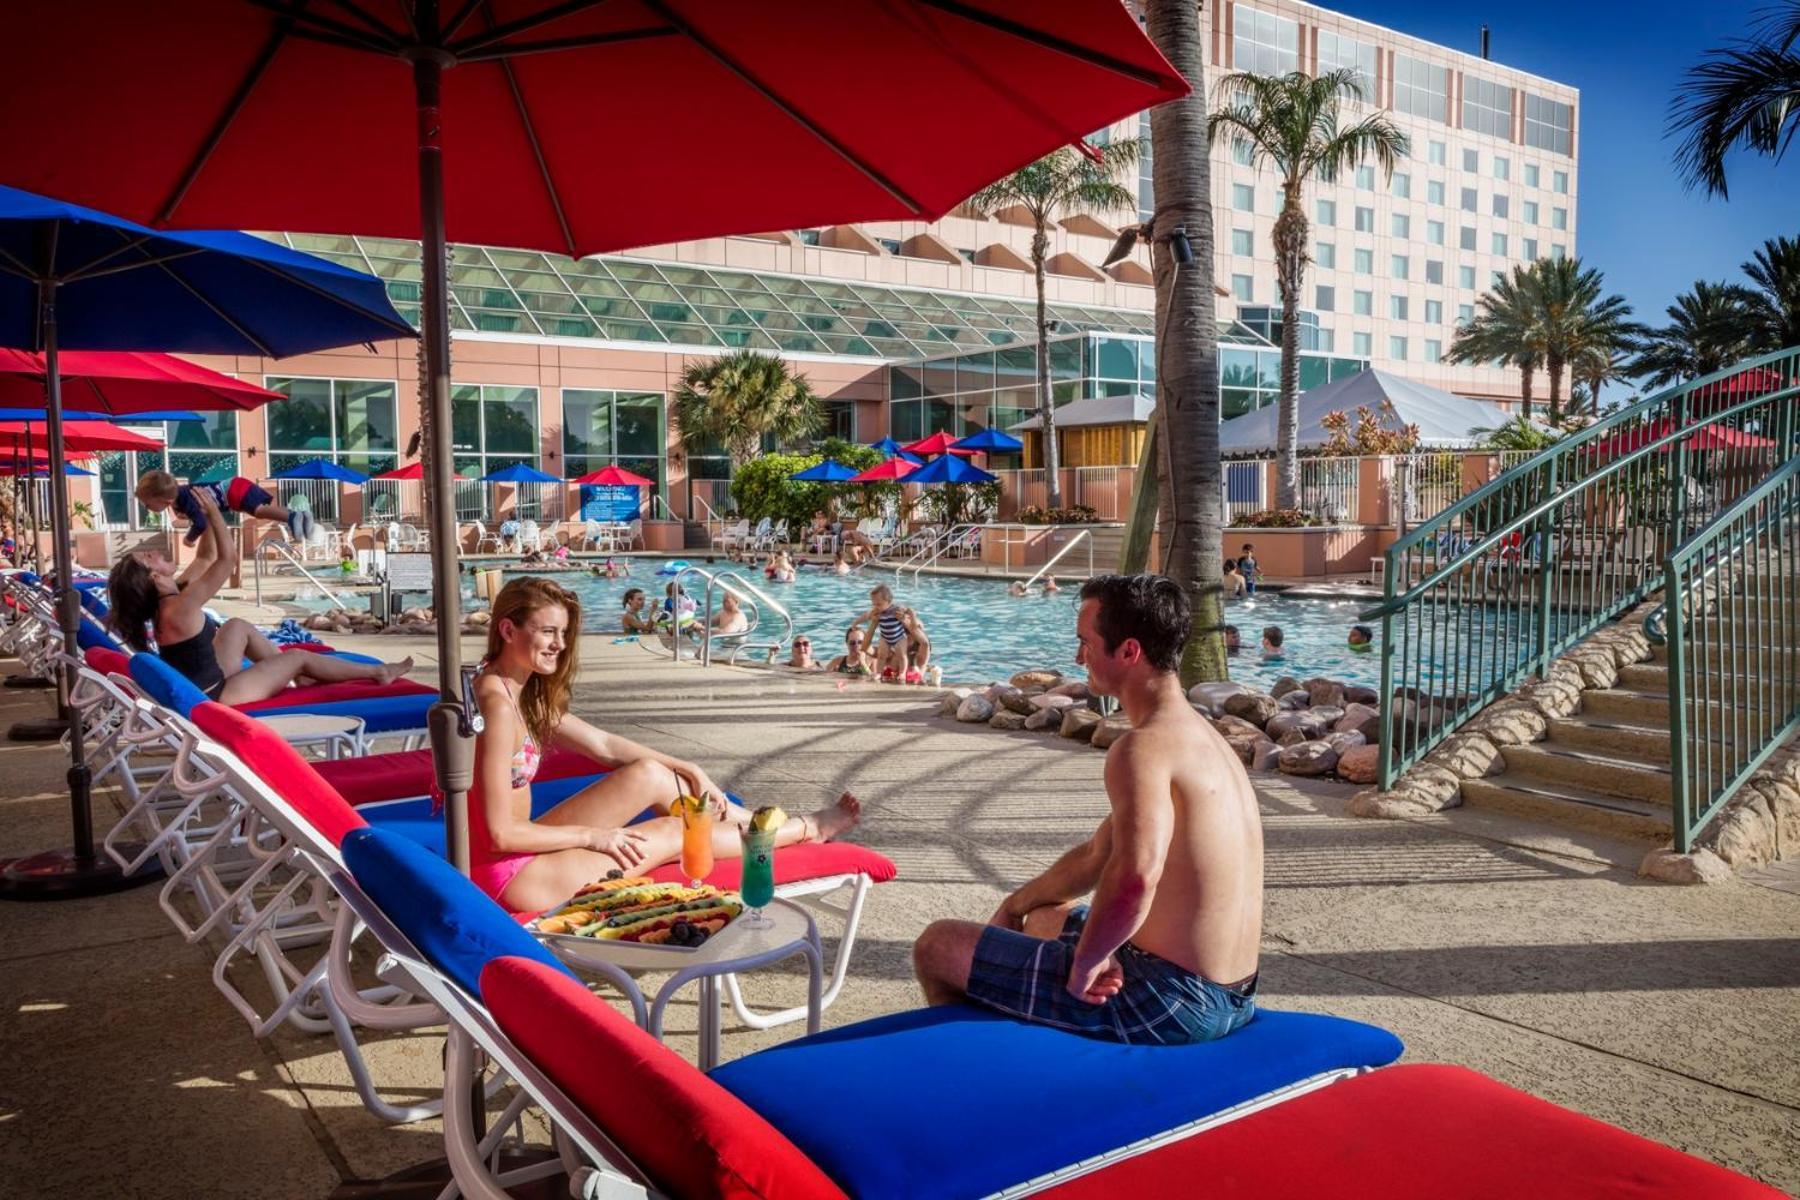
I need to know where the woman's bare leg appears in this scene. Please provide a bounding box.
[213,641,412,705]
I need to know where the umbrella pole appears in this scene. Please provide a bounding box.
[415,46,474,878]
[1,278,146,899]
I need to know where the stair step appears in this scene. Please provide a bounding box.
[1579,688,1670,724]
[1499,741,1673,804]
[1460,775,1672,841]
[1619,660,1797,692]
[1545,716,1671,761]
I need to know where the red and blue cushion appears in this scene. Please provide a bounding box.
[190,701,367,847]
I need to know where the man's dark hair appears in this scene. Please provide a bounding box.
[1350,623,1373,642]
[1241,543,1254,552]
[1078,573,1190,673]
[1263,625,1284,648]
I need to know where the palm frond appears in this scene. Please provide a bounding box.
[1669,6,1800,197]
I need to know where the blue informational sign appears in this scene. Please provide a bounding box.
[580,484,642,522]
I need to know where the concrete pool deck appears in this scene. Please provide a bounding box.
[2,624,1797,1196]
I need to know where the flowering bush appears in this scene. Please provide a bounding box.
[1236,508,1320,528]
[1018,504,1101,525]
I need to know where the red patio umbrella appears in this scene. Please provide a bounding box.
[0,349,278,414]
[0,421,162,453]
[849,458,919,482]
[374,460,466,481]
[1586,418,1777,458]
[574,465,655,487]
[902,431,976,457]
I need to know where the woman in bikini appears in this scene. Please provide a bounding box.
[471,576,861,911]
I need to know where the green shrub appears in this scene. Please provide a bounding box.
[728,439,891,531]
[1235,508,1320,528]
[1018,504,1101,525]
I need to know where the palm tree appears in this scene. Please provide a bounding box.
[1144,0,1227,686]
[1570,346,1632,415]
[1670,1,1800,197]
[1627,281,1762,388]
[1445,264,1545,419]
[673,349,821,474]
[1742,233,1800,348]
[968,140,1139,509]
[1531,258,1637,422]
[1209,70,1408,510]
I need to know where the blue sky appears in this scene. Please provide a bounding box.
[1329,0,1790,326]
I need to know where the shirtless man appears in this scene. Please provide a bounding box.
[912,573,1263,1045]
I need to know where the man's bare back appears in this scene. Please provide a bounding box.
[1108,702,1263,986]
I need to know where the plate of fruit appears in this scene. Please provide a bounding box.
[530,877,744,951]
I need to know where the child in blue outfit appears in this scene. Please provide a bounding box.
[135,468,313,544]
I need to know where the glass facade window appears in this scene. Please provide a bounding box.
[1462,78,1514,139]
[1137,112,1155,221]
[1463,147,1479,172]
[99,414,243,529]
[1491,232,1508,256]
[1428,179,1445,204]
[265,377,398,522]
[1425,339,1443,363]
[1231,228,1255,255]
[1391,172,1411,199]
[1317,30,1377,95]
[1315,241,1337,268]
[1232,138,1255,166]
[1393,54,1448,122]
[1458,265,1476,288]
[1353,331,1373,356]
[1355,165,1374,190]
[1391,213,1410,238]
[1525,163,1541,187]
[1354,206,1374,232]
[1552,206,1568,230]
[1492,194,1509,218]
[1232,274,1254,301]
[1459,225,1477,251]
[1353,289,1373,315]
[1315,285,1335,311]
[1391,255,1410,280]
[1524,93,1573,155]
[564,389,665,500]
[1551,243,1567,260]
[1522,237,1538,261]
[1389,335,1408,360]
[1429,140,1447,165]
[1458,303,1474,323]
[1233,5,1299,76]
[1233,183,1255,211]
[1460,186,1477,212]
[1317,329,1336,352]
[452,384,540,508]
[1354,248,1373,274]
[1553,169,1569,193]
[1316,197,1336,225]
[1493,155,1511,181]
[1427,219,1445,245]
[1390,295,1409,319]
[1523,200,1539,223]
[1426,260,1444,285]
[1425,298,1444,323]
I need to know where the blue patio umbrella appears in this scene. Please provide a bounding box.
[906,454,999,485]
[952,427,1024,454]
[480,462,562,485]
[3,462,94,477]
[868,436,908,456]
[273,457,371,485]
[0,407,201,422]
[0,184,414,900]
[789,459,861,482]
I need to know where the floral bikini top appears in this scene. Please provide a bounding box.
[498,674,541,789]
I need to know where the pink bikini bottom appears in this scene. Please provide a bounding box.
[470,851,533,905]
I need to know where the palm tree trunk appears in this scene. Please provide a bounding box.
[1032,227,1063,510]
[1147,0,1226,687]
[1272,190,1307,511]
[1547,358,1565,424]
[1520,364,1535,422]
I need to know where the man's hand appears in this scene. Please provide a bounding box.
[1067,954,1124,1005]
[988,895,1027,931]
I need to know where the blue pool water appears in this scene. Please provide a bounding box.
[468,563,1388,691]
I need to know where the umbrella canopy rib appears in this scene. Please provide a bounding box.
[918,0,1177,89]
[492,44,576,256]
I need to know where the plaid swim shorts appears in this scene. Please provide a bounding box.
[964,906,1257,1046]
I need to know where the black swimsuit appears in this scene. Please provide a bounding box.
[159,613,226,698]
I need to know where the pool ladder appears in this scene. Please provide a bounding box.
[663,564,794,666]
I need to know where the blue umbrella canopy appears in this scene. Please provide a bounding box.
[867,436,907,456]
[273,457,371,484]
[480,462,562,485]
[0,407,200,422]
[789,459,860,482]
[907,454,998,484]
[952,427,1024,454]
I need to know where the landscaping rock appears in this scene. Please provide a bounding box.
[1060,707,1102,742]
[1565,649,1619,690]
[1029,693,1076,712]
[1305,677,1347,708]
[1426,732,1505,779]
[1250,740,1282,771]
[1310,705,1346,728]
[1335,703,1381,741]
[1023,707,1060,732]
[1220,728,1263,765]
[1348,789,1436,818]
[1091,713,1133,750]
[466,610,491,626]
[1704,794,1774,869]
[1515,676,1583,720]
[1265,711,1327,742]
[1223,691,1279,727]
[955,694,996,723]
[1277,690,1313,711]
[1278,739,1338,777]
[1046,680,1091,700]
[1189,681,1249,710]
[1011,669,1064,691]
[938,688,974,717]
[988,710,1029,732]
[1337,744,1380,784]
[996,687,1036,716]
[1390,763,1464,808]
[1470,702,1547,746]
[1638,847,1732,885]
[1343,684,1379,706]
[1276,728,1313,748]
[1271,676,1302,699]
[1325,730,1367,756]
[1213,714,1267,741]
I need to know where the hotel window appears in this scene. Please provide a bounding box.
[1391,255,1410,280]
[1429,140,1447,165]
[1353,331,1373,356]
[1524,163,1541,187]
[1389,336,1408,360]
[1390,295,1409,319]
[564,389,666,499]
[1317,30,1378,96]
[1552,206,1568,230]
[1393,54,1448,122]
[1458,303,1474,323]
[1232,274,1254,301]
[1459,226,1477,251]
[1425,339,1443,363]
[1427,220,1445,245]
[1392,173,1411,200]
[1232,228,1255,255]
[1315,285,1336,311]
[1316,241,1337,268]
[1493,156,1510,182]
[452,384,540,501]
[1462,78,1514,139]
[1524,93,1573,155]
[1522,237,1538,260]
[1354,206,1374,232]
[1523,200,1539,223]
[1458,265,1476,288]
[1233,5,1299,76]
[1462,147,1479,173]
[1551,243,1567,260]
[1425,261,1444,285]
[1425,298,1444,322]
[1553,170,1569,193]
[1316,198,1337,225]
[1355,164,1374,190]
[1354,248,1373,274]
[1492,194,1509,218]
[1391,214,1410,238]
[1427,179,1445,204]
[1232,139,1255,166]
[1233,183,1255,212]
[1353,289,1373,315]
[1317,329,1336,352]
[1492,269,1506,286]
[265,378,397,523]
[1460,186,1477,212]
[1492,232,1508,256]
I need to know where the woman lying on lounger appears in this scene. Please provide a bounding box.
[108,484,413,703]
[470,575,861,910]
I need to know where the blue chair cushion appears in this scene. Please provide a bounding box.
[710,1004,1404,1200]
[128,650,208,717]
[76,616,121,652]
[263,694,433,734]
[361,773,612,859]
[339,825,579,997]
[77,586,109,618]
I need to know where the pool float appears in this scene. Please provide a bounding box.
[655,559,691,577]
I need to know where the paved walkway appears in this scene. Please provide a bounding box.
[2,628,1797,1196]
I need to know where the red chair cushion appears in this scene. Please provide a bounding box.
[84,646,131,676]
[314,747,606,809]
[278,641,334,653]
[645,842,897,889]
[479,956,847,1200]
[190,702,367,848]
[1038,1063,1786,1199]
[233,677,437,712]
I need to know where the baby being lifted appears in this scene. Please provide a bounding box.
[135,469,313,544]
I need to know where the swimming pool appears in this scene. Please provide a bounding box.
[470,564,1389,691]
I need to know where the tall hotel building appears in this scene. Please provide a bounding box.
[94,1,1578,530]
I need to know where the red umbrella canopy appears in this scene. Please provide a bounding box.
[0,2,1187,256]
[849,458,918,482]
[0,421,161,453]
[902,431,975,457]
[575,465,654,487]
[0,349,278,414]
[1587,418,1777,457]
[374,461,466,481]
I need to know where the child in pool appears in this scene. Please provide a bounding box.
[1348,624,1374,653]
[1261,625,1286,662]
[855,584,910,681]
[136,469,313,544]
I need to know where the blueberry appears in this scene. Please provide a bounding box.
[605,869,623,880]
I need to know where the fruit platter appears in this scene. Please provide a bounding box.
[530,877,744,952]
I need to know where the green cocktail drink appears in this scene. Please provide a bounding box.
[739,825,778,928]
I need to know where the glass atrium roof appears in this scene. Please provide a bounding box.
[266,233,1159,361]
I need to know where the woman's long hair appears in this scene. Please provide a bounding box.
[106,555,162,653]
[486,576,581,748]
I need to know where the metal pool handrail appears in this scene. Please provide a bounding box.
[1023,528,1092,590]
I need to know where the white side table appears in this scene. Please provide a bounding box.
[537,897,823,1069]
[255,711,366,759]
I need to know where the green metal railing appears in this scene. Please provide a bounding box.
[1650,456,1800,849]
[1363,346,1800,791]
